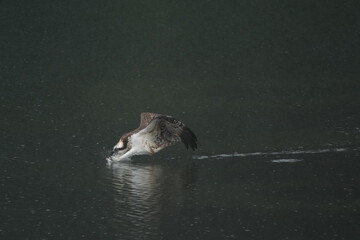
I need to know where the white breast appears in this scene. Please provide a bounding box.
[132,130,163,154]
[130,132,153,155]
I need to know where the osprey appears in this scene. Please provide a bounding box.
[107,113,198,161]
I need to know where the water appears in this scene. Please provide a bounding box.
[3,148,360,240]
[1,1,360,239]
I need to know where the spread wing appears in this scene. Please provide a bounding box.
[138,112,161,130]
[145,115,198,150]
[117,113,161,144]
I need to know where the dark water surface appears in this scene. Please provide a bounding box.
[1,1,360,239]
[2,147,360,239]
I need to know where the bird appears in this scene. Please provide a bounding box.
[107,112,198,161]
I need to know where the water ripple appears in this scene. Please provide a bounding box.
[104,162,165,239]
[192,146,359,160]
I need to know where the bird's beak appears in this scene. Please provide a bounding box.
[107,149,118,161]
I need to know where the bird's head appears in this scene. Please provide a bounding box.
[107,137,131,161]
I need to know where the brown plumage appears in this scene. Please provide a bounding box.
[108,113,198,161]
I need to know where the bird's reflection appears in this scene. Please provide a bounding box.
[106,161,164,239]
[106,159,198,239]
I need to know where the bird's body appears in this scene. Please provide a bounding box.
[107,113,198,161]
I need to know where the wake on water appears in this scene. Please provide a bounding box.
[192,146,360,163]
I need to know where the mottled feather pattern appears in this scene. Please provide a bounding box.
[154,116,198,150]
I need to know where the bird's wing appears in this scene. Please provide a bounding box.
[138,112,161,130]
[143,115,198,150]
[116,113,161,145]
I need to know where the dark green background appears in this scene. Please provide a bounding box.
[2,0,359,153]
[1,1,359,239]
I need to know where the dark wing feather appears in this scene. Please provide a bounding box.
[153,116,198,150]
[179,126,198,150]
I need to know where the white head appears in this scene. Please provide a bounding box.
[108,137,132,161]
